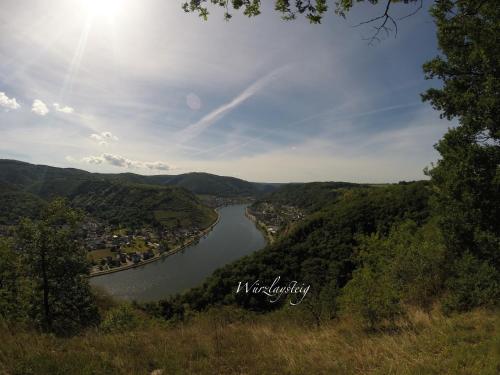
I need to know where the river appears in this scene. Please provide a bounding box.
[90,204,266,301]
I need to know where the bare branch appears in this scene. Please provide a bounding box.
[398,0,423,21]
[353,0,400,46]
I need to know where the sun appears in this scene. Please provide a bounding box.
[83,0,123,18]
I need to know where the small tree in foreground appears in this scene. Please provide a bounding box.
[16,199,99,335]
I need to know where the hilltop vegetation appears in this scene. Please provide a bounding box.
[0,159,277,198]
[0,184,45,225]
[0,160,217,230]
[252,181,365,213]
[68,179,216,230]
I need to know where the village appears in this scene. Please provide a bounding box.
[83,218,213,276]
[246,202,305,242]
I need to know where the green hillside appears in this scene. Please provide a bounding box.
[166,181,431,312]
[0,159,278,197]
[0,160,216,230]
[0,184,46,225]
[252,181,366,213]
[69,179,217,230]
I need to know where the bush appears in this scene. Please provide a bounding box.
[443,252,500,313]
[100,304,141,333]
[340,267,403,329]
[340,220,447,328]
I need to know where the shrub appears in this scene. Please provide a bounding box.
[100,304,141,333]
[443,252,500,313]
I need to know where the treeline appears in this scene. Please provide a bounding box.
[250,181,365,213]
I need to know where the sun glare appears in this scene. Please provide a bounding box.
[83,0,122,18]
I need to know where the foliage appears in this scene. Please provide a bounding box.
[252,181,365,213]
[340,220,446,328]
[421,0,500,310]
[100,303,141,333]
[0,159,276,199]
[0,239,30,322]
[0,160,218,231]
[443,252,500,313]
[69,179,216,230]
[156,182,430,315]
[181,0,420,24]
[0,184,45,225]
[340,266,403,329]
[16,199,100,335]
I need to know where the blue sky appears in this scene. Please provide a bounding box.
[0,0,453,182]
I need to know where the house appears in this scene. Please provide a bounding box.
[143,250,155,260]
[131,253,142,264]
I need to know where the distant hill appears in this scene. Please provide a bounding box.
[0,159,278,197]
[104,171,278,197]
[252,181,366,213]
[0,160,216,229]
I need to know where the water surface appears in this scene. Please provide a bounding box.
[90,204,265,301]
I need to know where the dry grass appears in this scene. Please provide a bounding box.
[0,307,498,375]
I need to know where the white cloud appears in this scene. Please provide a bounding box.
[90,131,118,145]
[143,161,170,171]
[65,155,76,162]
[101,131,118,141]
[31,99,49,116]
[102,153,134,168]
[53,102,74,113]
[82,153,171,171]
[0,92,21,110]
[82,155,104,164]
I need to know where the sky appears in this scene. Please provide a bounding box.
[0,0,454,183]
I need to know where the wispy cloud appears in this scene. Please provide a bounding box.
[81,153,171,171]
[0,92,21,110]
[176,66,290,143]
[31,99,49,116]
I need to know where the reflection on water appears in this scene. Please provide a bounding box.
[90,204,266,301]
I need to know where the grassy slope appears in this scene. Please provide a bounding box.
[0,307,498,375]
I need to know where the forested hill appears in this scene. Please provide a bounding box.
[105,172,279,197]
[0,160,216,229]
[0,159,278,197]
[163,181,431,312]
[252,181,366,213]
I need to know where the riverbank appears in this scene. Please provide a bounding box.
[245,207,274,244]
[89,208,220,278]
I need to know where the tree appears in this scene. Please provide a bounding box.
[0,239,30,322]
[421,0,500,310]
[182,0,421,23]
[16,199,99,335]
